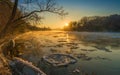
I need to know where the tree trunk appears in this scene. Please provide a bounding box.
[0,0,18,38]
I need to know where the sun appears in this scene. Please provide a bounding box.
[65,23,69,26]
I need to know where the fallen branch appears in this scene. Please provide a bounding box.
[10,57,46,75]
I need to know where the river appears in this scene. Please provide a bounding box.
[15,31,120,75]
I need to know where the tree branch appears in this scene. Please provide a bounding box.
[13,9,67,23]
[13,10,45,22]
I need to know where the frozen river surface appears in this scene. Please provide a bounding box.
[15,31,120,75]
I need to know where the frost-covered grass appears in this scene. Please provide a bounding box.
[0,67,11,75]
[0,42,12,75]
[0,54,12,75]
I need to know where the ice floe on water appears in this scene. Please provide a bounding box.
[42,54,77,67]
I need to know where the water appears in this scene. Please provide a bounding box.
[15,31,120,75]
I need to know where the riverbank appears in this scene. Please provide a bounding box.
[0,44,11,75]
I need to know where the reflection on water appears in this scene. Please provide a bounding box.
[15,31,120,75]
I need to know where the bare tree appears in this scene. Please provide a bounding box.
[0,0,68,37]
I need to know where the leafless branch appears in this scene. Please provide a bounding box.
[13,0,68,23]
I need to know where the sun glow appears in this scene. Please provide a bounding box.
[65,23,69,26]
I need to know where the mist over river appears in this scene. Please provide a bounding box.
[15,31,120,75]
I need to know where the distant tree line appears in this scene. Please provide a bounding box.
[28,26,51,31]
[64,14,120,32]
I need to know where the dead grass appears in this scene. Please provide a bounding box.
[0,67,12,75]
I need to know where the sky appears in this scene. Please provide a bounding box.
[20,0,120,28]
